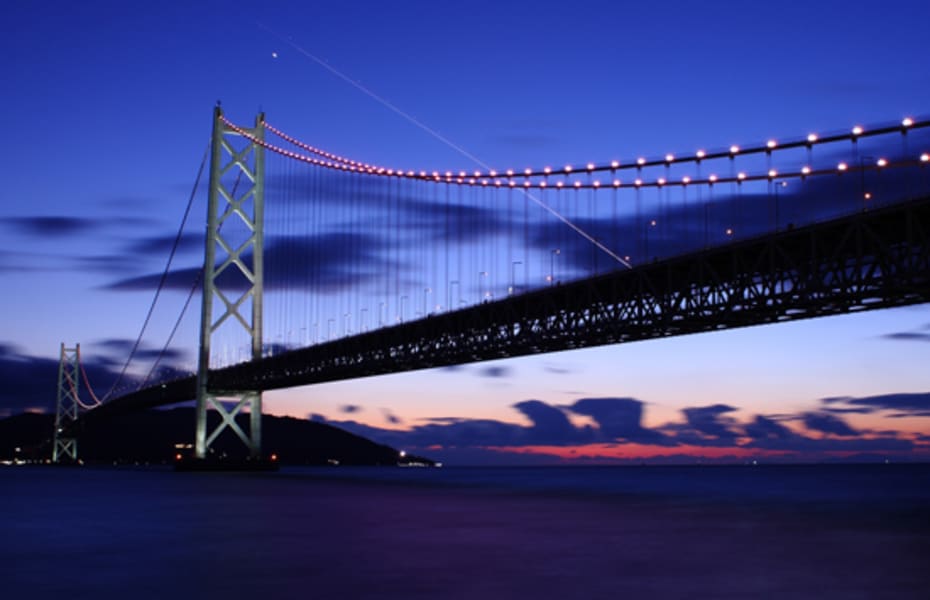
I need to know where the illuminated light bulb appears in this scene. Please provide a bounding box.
[564,165,573,173]
[524,168,532,175]
[490,170,498,177]
[556,181,564,188]
[709,174,718,182]
[473,171,482,177]
[635,178,643,187]
[737,172,747,180]
[807,133,818,143]
[682,176,691,184]
[431,171,439,177]
[539,181,548,188]
[459,171,467,177]
[650,219,657,226]
[524,181,531,187]
[445,171,452,177]
[574,181,582,188]
[657,177,666,186]
[921,153,930,162]
[767,140,777,149]
[838,162,848,171]
[593,180,601,187]
[587,163,595,171]
[506,169,514,176]
[852,126,863,136]
[902,117,914,127]
[407,171,415,177]
[726,228,733,236]
[637,157,646,166]
[730,145,740,154]
[665,153,675,162]
[864,192,872,200]
[877,158,888,167]
[610,160,620,169]
[481,180,488,186]
[469,178,476,184]
[768,169,778,178]
[801,166,812,175]
[509,181,516,187]
[696,150,706,159]
[613,179,621,187]
[544,166,552,174]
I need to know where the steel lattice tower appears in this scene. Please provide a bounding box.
[195,106,265,460]
[52,343,80,463]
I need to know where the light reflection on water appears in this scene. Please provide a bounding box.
[2,464,928,599]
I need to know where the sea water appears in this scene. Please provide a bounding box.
[2,464,928,599]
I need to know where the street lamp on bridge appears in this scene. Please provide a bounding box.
[549,249,560,286]
[510,261,523,295]
[773,180,787,231]
[449,280,459,312]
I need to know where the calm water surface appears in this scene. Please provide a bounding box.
[2,464,928,599]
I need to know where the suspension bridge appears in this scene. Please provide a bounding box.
[52,108,930,466]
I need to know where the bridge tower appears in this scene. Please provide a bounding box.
[194,106,265,460]
[52,343,80,463]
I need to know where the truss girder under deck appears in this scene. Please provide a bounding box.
[212,195,930,392]
[96,195,930,414]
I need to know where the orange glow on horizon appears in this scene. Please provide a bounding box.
[484,443,793,462]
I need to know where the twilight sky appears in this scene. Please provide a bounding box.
[3,0,930,464]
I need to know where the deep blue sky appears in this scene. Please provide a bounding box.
[2,0,930,464]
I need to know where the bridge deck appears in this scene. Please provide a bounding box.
[90,196,930,417]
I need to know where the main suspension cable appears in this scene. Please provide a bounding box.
[103,143,210,400]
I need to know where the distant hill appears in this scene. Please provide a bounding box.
[0,408,433,466]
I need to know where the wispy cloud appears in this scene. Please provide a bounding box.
[821,393,930,417]
[4,216,98,237]
[479,365,512,379]
[802,412,858,436]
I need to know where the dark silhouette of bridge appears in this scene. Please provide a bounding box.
[54,110,930,464]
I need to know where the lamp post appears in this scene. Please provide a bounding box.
[510,261,523,295]
[773,180,787,231]
[449,280,459,312]
[327,318,335,341]
[549,249,560,285]
[859,156,874,211]
[360,308,368,332]
[478,271,488,302]
[645,220,657,260]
